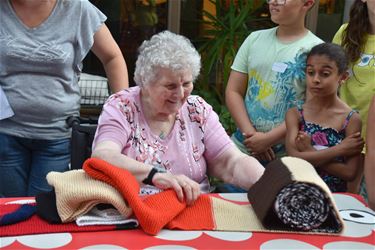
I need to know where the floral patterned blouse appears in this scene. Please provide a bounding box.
[298,105,356,192]
[93,87,233,195]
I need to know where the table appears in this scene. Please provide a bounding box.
[1,193,374,249]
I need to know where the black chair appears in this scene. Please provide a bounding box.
[66,116,98,169]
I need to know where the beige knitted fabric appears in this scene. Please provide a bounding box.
[47,170,133,222]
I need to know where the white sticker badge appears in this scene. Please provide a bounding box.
[272,62,288,73]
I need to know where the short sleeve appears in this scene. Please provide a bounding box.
[332,24,347,45]
[202,103,233,162]
[231,32,257,74]
[75,1,107,70]
[93,95,131,150]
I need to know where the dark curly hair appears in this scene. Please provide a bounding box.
[341,0,370,62]
[307,43,349,74]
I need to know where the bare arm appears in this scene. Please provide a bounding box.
[207,146,264,190]
[225,70,256,135]
[244,122,287,153]
[92,140,200,204]
[365,95,375,210]
[225,70,281,160]
[286,108,363,166]
[321,113,363,181]
[91,24,129,92]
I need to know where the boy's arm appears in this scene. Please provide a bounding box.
[266,122,287,145]
[242,125,285,155]
[286,109,363,166]
[225,70,256,135]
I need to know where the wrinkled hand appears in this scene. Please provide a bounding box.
[152,172,201,206]
[338,132,364,156]
[295,131,314,152]
[252,148,276,162]
[243,132,271,154]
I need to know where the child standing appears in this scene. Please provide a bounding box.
[332,0,375,194]
[226,0,322,165]
[285,43,364,192]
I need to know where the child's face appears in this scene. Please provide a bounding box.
[306,55,346,98]
[268,0,312,26]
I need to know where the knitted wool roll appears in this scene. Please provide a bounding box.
[46,169,132,222]
[274,183,329,230]
[247,157,344,234]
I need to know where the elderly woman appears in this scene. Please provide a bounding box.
[92,31,264,205]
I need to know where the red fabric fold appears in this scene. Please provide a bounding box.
[83,158,214,235]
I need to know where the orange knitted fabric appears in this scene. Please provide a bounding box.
[83,158,215,235]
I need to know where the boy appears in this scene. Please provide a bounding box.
[225,0,323,164]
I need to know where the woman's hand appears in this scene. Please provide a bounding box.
[152,173,201,206]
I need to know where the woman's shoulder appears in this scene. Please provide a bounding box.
[106,87,140,105]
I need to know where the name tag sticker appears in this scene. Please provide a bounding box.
[272,62,288,73]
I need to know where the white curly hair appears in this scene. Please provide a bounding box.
[134,30,201,87]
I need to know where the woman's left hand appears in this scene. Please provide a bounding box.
[152,172,201,205]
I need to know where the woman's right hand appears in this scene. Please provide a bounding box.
[338,132,364,156]
[152,172,201,206]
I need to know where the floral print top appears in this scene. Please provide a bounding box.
[298,105,356,192]
[93,87,233,195]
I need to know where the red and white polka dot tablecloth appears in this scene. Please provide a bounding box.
[1,193,374,249]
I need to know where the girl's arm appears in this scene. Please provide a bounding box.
[321,112,363,181]
[285,108,362,166]
[365,96,375,210]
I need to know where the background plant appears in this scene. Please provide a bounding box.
[193,0,273,134]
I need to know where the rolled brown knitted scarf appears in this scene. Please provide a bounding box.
[247,157,344,233]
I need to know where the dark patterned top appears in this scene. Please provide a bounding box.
[298,105,356,192]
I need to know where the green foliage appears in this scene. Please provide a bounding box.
[194,0,271,134]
